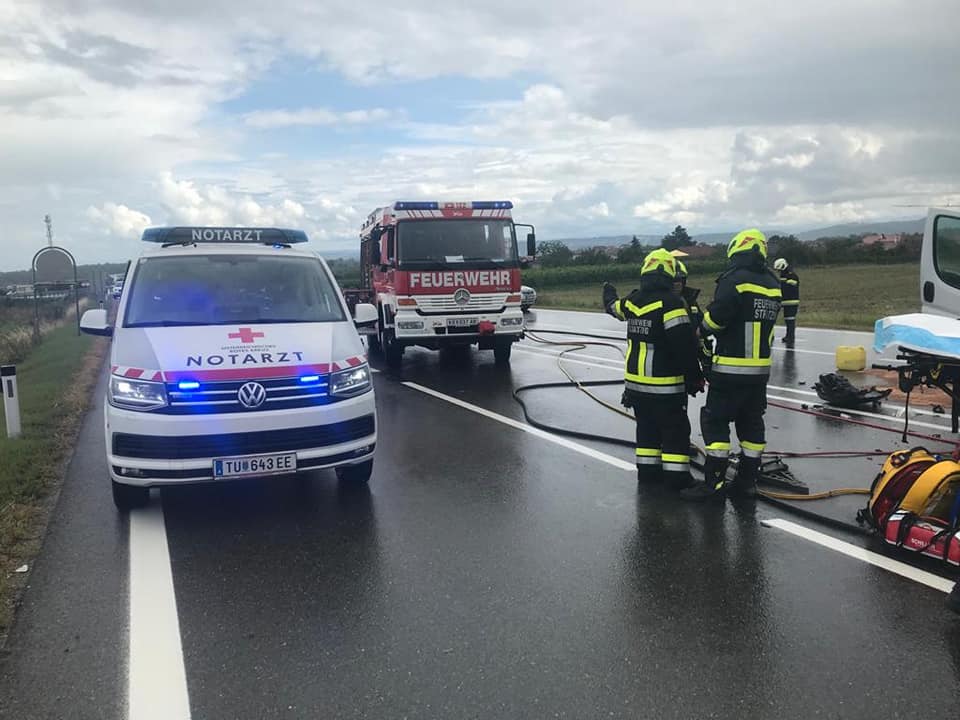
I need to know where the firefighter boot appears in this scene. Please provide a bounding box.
[948,581,960,615]
[680,456,727,502]
[727,454,760,500]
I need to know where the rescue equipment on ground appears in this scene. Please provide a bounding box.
[814,373,891,410]
[858,447,960,566]
[835,345,867,372]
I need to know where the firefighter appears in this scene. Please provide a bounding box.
[773,257,800,348]
[602,249,705,490]
[681,229,782,502]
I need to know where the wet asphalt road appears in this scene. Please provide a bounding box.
[2,309,960,719]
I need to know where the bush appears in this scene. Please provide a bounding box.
[523,258,729,289]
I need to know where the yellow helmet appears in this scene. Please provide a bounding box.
[641,248,678,279]
[727,228,768,259]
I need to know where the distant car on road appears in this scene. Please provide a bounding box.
[521,285,537,312]
[110,283,123,299]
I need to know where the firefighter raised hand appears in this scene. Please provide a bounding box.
[603,251,704,491]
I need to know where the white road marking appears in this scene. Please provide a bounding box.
[401,381,636,472]
[762,518,954,593]
[128,503,191,720]
[765,393,951,433]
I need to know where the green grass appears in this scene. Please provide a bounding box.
[0,324,102,636]
[535,262,920,331]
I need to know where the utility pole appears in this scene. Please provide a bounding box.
[44,214,53,247]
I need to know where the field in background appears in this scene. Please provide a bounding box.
[534,263,920,331]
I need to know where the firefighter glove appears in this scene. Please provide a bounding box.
[602,282,618,308]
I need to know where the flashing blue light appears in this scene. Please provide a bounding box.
[393,201,439,211]
[471,201,513,209]
[178,381,200,391]
[299,375,321,384]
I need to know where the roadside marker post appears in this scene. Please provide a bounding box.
[2,365,21,439]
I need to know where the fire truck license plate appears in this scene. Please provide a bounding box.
[213,452,297,478]
[447,317,479,327]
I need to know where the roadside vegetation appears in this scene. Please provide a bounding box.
[0,316,106,639]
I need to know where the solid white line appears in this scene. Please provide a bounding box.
[762,518,954,593]
[766,393,951,432]
[401,381,636,472]
[128,504,191,720]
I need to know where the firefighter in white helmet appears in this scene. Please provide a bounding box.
[773,257,800,348]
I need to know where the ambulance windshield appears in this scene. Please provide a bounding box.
[398,220,518,268]
[123,255,346,327]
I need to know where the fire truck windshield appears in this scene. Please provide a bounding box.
[123,255,346,327]
[397,220,518,268]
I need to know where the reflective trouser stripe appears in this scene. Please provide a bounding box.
[741,440,765,458]
[712,362,770,376]
[625,381,685,394]
[706,441,731,458]
[636,448,662,466]
[661,452,690,472]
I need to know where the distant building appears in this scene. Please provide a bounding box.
[672,245,718,259]
[861,233,902,249]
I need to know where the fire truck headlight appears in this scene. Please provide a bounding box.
[110,376,168,411]
[397,320,424,330]
[501,317,524,327]
[330,365,371,397]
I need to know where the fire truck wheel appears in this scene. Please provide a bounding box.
[384,330,404,367]
[494,339,513,364]
[336,459,374,484]
[112,480,149,511]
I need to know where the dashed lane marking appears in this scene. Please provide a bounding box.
[762,518,954,593]
[400,381,636,472]
[128,503,191,720]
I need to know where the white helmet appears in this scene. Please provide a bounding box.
[773,258,788,271]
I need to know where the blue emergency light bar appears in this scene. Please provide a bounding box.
[392,201,513,211]
[141,227,309,244]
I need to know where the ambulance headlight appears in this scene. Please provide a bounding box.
[110,376,168,411]
[329,365,371,397]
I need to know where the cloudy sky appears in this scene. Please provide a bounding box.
[2,0,958,270]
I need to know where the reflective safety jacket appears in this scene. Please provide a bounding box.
[779,268,800,307]
[606,280,704,396]
[702,262,782,384]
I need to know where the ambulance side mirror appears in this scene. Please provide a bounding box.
[353,303,378,328]
[80,308,113,337]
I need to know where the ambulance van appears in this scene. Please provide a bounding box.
[80,226,378,510]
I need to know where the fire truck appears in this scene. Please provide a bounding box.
[355,201,536,366]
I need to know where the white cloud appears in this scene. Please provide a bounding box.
[244,107,391,128]
[86,202,152,238]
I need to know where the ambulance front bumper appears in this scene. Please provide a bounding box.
[105,390,377,486]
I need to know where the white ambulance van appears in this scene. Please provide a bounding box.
[80,226,379,510]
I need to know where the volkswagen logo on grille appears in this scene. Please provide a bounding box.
[453,288,471,306]
[237,382,267,409]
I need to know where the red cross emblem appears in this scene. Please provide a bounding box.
[228,327,265,344]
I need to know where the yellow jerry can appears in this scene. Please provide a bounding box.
[836,345,866,371]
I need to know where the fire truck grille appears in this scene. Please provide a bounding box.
[415,293,508,314]
[112,415,376,459]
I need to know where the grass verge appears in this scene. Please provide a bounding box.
[0,325,107,641]
[534,262,920,331]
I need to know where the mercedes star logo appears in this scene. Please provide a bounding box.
[237,381,267,409]
[453,288,471,306]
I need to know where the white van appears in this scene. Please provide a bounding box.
[81,226,379,510]
[921,207,960,318]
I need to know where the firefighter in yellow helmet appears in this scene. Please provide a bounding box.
[603,249,705,490]
[681,230,782,502]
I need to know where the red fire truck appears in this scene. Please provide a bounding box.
[355,201,536,366]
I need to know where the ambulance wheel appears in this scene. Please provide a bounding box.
[112,480,149,511]
[336,459,373,484]
[384,330,404,368]
[494,340,512,364]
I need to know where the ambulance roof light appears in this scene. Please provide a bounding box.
[141,227,309,245]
